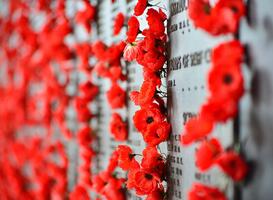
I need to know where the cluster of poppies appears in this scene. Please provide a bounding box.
[0,0,100,199]
[90,0,170,199]
[189,0,245,35]
[73,80,99,194]
[119,0,171,199]
[92,40,128,141]
[182,0,248,199]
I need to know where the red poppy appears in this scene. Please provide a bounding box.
[141,146,165,177]
[69,185,89,200]
[79,81,99,102]
[123,43,141,61]
[75,1,96,33]
[107,151,119,173]
[108,65,126,82]
[196,138,223,171]
[94,61,111,78]
[77,126,93,146]
[200,96,238,122]
[142,50,166,72]
[116,145,137,170]
[189,0,245,35]
[127,161,141,189]
[216,151,248,181]
[133,106,165,133]
[211,0,245,35]
[92,172,110,193]
[133,169,161,195]
[188,183,227,200]
[106,83,126,109]
[92,41,107,61]
[146,188,164,200]
[208,61,244,101]
[113,12,125,35]
[143,122,170,146]
[134,0,148,16]
[102,177,126,200]
[143,70,162,86]
[130,80,157,107]
[146,8,166,38]
[75,42,93,71]
[181,115,214,145]
[126,16,140,43]
[188,0,213,32]
[212,40,244,66]
[75,97,93,122]
[137,34,155,52]
[109,113,128,141]
[141,147,159,167]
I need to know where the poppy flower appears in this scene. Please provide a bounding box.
[126,16,140,43]
[130,80,157,107]
[69,185,89,200]
[75,42,92,65]
[188,183,227,200]
[109,113,128,141]
[77,126,93,146]
[134,0,148,16]
[106,83,126,109]
[79,81,99,102]
[92,172,110,193]
[143,122,170,146]
[212,40,244,66]
[181,115,214,145]
[141,146,165,177]
[75,97,93,122]
[146,8,166,38]
[216,151,248,181]
[92,41,107,61]
[189,0,245,35]
[196,138,223,171]
[200,96,238,122]
[133,106,165,133]
[143,70,162,86]
[75,1,96,33]
[211,0,245,35]
[123,43,141,61]
[108,65,126,82]
[137,34,155,52]
[146,188,164,200]
[208,61,244,101]
[215,0,245,22]
[102,177,126,200]
[127,161,141,189]
[116,145,137,170]
[142,50,166,72]
[107,151,119,173]
[188,0,213,32]
[141,147,161,167]
[113,12,125,35]
[132,169,161,195]
[94,62,111,78]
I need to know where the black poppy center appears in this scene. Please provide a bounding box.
[129,154,135,160]
[146,116,154,124]
[204,4,211,14]
[229,160,237,169]
[231,6,238,13]
[223,74,233,85]
[145,173,153,180]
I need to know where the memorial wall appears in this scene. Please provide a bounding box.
[0,0,272,200]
